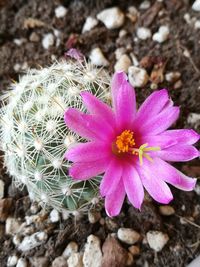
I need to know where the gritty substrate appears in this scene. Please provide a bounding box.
[0,0,200,266]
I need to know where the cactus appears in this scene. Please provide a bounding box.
[0,60,110,213]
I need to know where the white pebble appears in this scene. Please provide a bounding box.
[82,17,98,33]
[114,47,126,60]
[6,218,22,235]
[63,241,78,259]
[52,256,68,267]
[67,253,83,267]
[128,66,149,87]
[18,231,48,252]
[97,7,125,29]
[194,20,200,29]
[192,0,200,11]
[139,1,151,10]
[146,231,169,252]
[83,235,102,267]
[0,180,5,199]
[187,113,200,127]
[165,71,181,83]
[42,33,54,49]
[16,258,28,267]
[55,6,68,18]
[49,209,60,223]
[153,25,170,43]
[117,228,141,245]
[136,27,152,40]
[7,255,19,267]
[89,47,109,66]
[114,54,132,72]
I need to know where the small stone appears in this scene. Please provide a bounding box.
[82,17,98,33]
[130,53,139,66]
[128,66,149,87]
[0,180,5,199]
[13,38,25,46]
[55,5,68,18]
[165,71,181,83]
[30,202,40,214]
[0,198,13,222]
[101,236,128,267]
[119,29,127,38]
[89,47,109,66]
[97,7,125,29]
[42,33,54,49]
[127,6,139,23]
[61,210,70,220]
[174,80,182,89]
[192,0,200,11]
[126,252,134,266]
[13,234,22,246]
[7,255,19,266]
[105,218,119,231]
[16,258,28,267]
[187,113,200,127]
[128,245,140,255]
[29,257,49,267]
[159,205,175,216]
[117,228,141,245]
[136,27,152,40]
[146,231,169,252]
[67,253,83,267]
[114,47,126,60]
[153,25,170,43]
[63,241,78,259]
[18,231,48,252]
[114,54,132,72]
[29,32,40,42]
[6,217,22,235]
[52,256,68,267]
[83,235,102,267]
[139,1,151,10]
[49,209,60,223]
[88,210,101,224]
[194,20,200,29]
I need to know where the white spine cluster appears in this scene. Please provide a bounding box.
[0,60,110,212]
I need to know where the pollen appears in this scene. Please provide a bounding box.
[116,130,136,153]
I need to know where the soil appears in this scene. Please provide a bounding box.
[0,0,200,267]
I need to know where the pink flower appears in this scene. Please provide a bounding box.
[64,72,199,217]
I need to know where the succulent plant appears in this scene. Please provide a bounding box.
[0,60,110,213]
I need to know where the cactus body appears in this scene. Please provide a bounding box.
[0,60,110,212]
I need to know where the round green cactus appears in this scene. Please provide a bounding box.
[0,60,110,212]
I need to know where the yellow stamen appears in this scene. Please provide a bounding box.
[116,130,135,153]
[114,130,160,165]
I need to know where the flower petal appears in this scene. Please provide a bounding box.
[65,142,111,162]
[105,180,126,217]
[123,165,144,209]
[111,71,127,110]
[81,91,116,127]
[111,71,136,128]
[144,129,200,149]
[100,159,122,197]
[137,160,173,204]
[140,106,180,135]
[135,89,169,123]
[151,158,197,191]
[64,108,114,141]
[69,158,109,180]
[157,145,199,162]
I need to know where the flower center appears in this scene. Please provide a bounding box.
[116,130,135,153]
[114,129,161,165]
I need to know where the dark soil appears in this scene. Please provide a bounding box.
[0,0,200,267]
